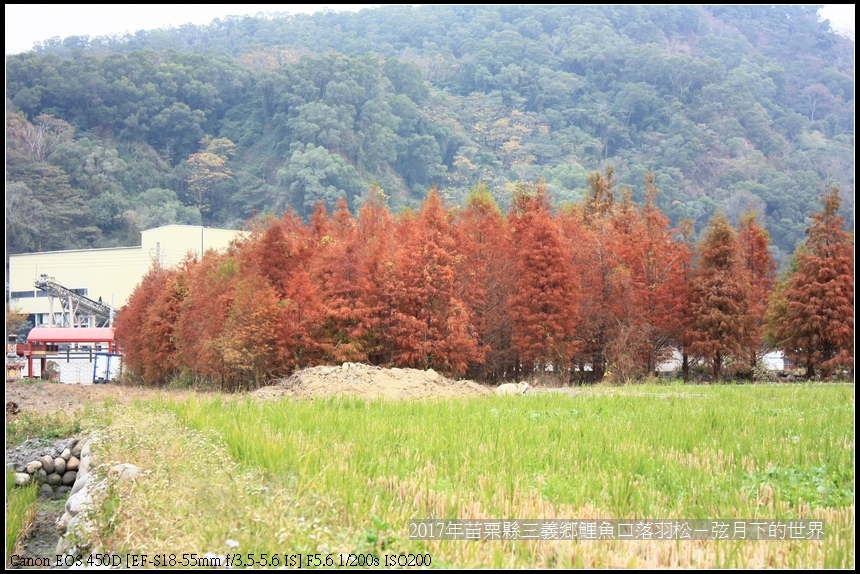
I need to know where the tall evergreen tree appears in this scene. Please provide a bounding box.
[114,263,180,386]
[617,175,691,377]
[509,180,579,379]
[458,184,515,381]
[687,212,757,380]
[385,188,480,375]
[737,211,777,369]
[766,188,854,378]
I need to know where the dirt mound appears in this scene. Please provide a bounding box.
[255,363,491,400]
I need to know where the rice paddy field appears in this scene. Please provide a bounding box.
[7,382,854,568]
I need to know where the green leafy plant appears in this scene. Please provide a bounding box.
[5,470,38,564]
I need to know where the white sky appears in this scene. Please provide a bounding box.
[4,4,381,55]
[4,4,855,55]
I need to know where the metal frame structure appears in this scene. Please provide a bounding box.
[35,274,116,327]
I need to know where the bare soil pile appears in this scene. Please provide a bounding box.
[255,363,491,400]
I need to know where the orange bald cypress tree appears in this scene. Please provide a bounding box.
[509,180,578,379]
[687,212,757,380]
[174,251,239,386]
[736,211,777,369]
[216,271,291,390]
[766,188,854,378]
[564,168,618,382]
[238,210,315,300]
[354,185,395,365]
[114,262,180,386]
[310,196,378,363]
[611,175,690,378]
[138,264,191,386]
[236,207,324,370]
[384,188,480,376]
[458,184,515,381]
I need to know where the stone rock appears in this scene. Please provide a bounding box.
[69,474,89,496]
[80,441,91,458]
[61,448,72,461]
[36,469,48,483]
[26,460,43,474]
[71,440,85,458]
[14,472,31,486]
[40,455,55,474]
[56,511,73,533]
[47,473,63,486]
[66,488,90,515]
[66,514,96,544]
[56,535,73,556]
[57,486,71,495]
[61,471,78,486]
[77,456,90,478]
[495,381,530,396]
[39,483,54,498]
[54,457,66,475]
[110,463,139,482]
[66,456,80,471]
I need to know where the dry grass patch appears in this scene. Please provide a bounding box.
[86,403,351,559]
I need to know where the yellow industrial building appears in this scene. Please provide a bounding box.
[8,225,242,328]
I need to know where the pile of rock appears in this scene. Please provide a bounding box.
[11,438,86,499]
[8,434,140,559]
[56,454,139,556]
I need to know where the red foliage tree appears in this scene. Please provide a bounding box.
[736,211,777,368]
[609,175,690,379]
[668,218,698,381]
[114,262,179,386]
[457,184,516,380]
[216,271,293,390]
[173,251,240,386]
[235,206,324,370]
[384,188,481,375]
[509,180,578,379]
[352,185,395,364]
[309,197,377,363]
[687,212,757,380]
[562,168,620,382]
[138,265,192,386]
[237,210,314,300]
[766,188,854,378]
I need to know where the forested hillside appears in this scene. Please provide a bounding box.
[5,5,854,266]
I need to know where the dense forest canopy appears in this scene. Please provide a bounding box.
[5,5,854,267]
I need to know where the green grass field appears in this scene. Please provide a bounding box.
[71,383,852,568]
[6,383,853,568]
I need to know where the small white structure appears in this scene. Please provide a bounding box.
[762,351,785,370]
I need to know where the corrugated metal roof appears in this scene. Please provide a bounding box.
[27,327,116,343]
